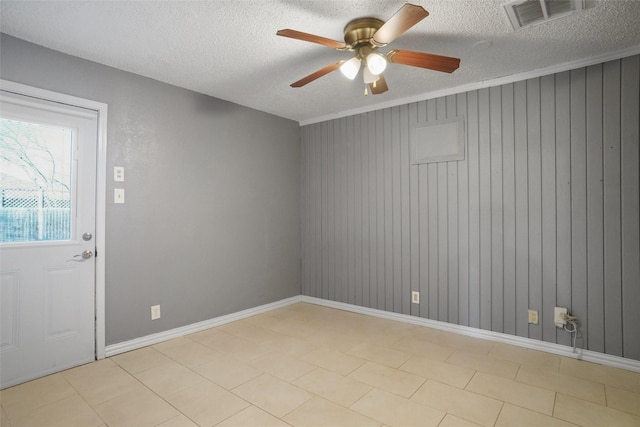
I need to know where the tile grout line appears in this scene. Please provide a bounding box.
[58,373,106,426]
[111,359,202,427]
[132,346,270,426]
[492,402,506,427]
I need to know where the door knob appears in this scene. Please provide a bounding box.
[74,250,93,260]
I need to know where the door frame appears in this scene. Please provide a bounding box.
[1,79,108,360]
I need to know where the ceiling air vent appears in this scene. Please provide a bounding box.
[504,0,583,30]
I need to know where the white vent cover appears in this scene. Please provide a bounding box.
[504,0,583,30]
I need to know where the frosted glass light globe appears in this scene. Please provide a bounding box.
[363,66,380,84]
[366,52,387,75]
[340,57,361,80]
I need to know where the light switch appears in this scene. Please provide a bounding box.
[114,166,125,182]
[114,188,125,204]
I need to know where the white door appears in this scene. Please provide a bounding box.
[0,91,98,389]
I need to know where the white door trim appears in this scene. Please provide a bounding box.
[1,79,108,360]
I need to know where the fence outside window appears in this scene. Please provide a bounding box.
[0,188,71,242]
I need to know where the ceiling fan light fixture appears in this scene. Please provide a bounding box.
[363,66,380,84]
[340,56,361,80]
[277,3,460,95]
[366,52,387,75]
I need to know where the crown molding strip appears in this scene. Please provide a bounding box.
[301,296,640,373]
[300,44,640,126]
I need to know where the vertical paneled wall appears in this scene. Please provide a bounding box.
[300,55,640,360]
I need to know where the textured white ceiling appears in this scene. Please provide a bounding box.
[1,1,639,123]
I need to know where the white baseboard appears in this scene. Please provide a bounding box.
[105,294,639,373]
[301,296,640,373]
[104,296,302,357]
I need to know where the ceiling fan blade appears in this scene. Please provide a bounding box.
[369,74,389,94]
[372,3,429,46]
[276,29,346,49]
[291,61,344,87]
[387,49,460,73]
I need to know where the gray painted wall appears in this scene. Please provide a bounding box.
[301,55,640,361]
[1,34,301,345]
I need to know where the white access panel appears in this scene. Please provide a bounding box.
[411,116,465,164]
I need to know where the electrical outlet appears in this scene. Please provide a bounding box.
[554,307,568,327]
[528,309,539,324]
[151,305,161,320]
[411,291,420,304]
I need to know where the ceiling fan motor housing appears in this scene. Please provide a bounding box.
[343,18,386,49]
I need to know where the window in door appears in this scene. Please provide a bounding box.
[0,118,74,243]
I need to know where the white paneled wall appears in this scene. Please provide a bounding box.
[301,55,640,360]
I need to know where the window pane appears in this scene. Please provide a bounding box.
[0,118,73,243]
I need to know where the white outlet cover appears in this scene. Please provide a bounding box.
[411,291,420,304]
[151,305,161,320]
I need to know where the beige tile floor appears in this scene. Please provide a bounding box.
[1,302,639,427]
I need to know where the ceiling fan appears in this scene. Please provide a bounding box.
[276,3,461,95]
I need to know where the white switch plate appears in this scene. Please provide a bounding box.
[411,291,420,304]
[151,305,161,320]
[528,309,539,324]
[114,166,125,182]
[114,188,125,204]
